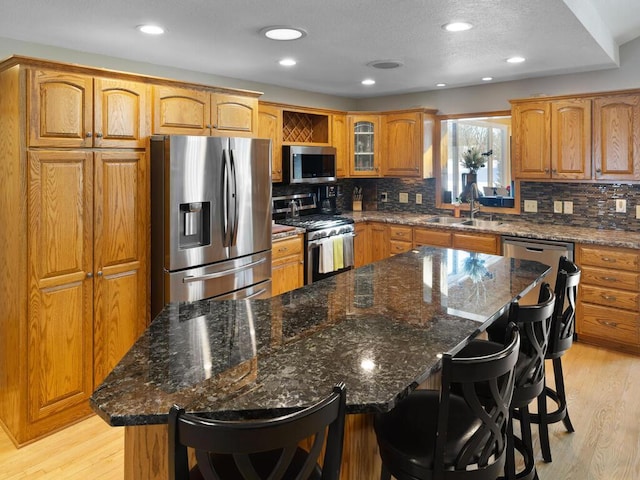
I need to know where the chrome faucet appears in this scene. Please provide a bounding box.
[469,183,480,220]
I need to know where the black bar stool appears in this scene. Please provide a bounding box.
[373,324,521,480]
[168,383,346,480]
[531,256,581,462]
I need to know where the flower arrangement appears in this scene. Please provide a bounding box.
[460,147,487,172]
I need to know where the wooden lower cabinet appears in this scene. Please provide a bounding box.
[452,232,500,255]
[369,223,389,262]
[576,244,640,353]
[354,223,370,267]
[389,225,413,255]
[414,228,452,248]
[272,235,304,296]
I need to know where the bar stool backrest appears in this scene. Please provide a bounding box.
[549,257,581,357]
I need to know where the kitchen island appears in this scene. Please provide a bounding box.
[90,247,549,480]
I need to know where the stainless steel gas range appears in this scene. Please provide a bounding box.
[273,194,355,284]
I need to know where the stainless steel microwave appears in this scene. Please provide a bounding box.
[282,146,337,184]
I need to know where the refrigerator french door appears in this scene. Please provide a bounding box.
[151,135,272,319]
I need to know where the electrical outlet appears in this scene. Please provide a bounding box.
[616,199,627,213]
[399,192,409,203]
[553,201,563,214]
[564,201,574,215]
[381,192,388,202]
[636,205,640,219]
[524,200,538,213]
[415,193,422,204]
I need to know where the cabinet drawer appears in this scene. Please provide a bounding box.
[581,284,639,311]
[272,236,303,261]
[579,246,640,271]
[413,228,452,248]
[579,303,639,346]
[582,265,639,291]
[453,233,499,255]
[390,240,413,255]
[389,225,413,242]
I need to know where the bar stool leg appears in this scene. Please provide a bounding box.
[537,380,552,462]
[553,357,575,432]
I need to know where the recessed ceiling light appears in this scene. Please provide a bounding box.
[482,77,493,81]
[362,79,376,86]
[262,26,307,41]
[137,24,164,35]
[442,22,473,32]
[436,83,446,87]
[506,56,526,63]
[279,58,297,67]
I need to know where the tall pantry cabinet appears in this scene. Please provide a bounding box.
[0,59,149,445]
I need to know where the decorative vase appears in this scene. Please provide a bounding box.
[460,172,478,202]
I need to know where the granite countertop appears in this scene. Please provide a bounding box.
[346,211,640,249]
[90,247,549,427]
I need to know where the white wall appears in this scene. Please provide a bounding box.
[3,34,640,115]
[0,36,357,112]
[355,36,640,114]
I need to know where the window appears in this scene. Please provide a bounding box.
[438,114,514,208]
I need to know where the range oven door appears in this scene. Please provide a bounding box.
[306,233,354,284]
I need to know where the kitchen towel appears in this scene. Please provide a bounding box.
[343,234,354,267]
[319,237,334,273]
[333,235,344,270]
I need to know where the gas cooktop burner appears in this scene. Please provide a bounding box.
[277,214,354,231]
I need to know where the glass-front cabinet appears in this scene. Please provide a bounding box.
[349,115,381,177]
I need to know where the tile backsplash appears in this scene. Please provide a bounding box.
[274,178,640,232]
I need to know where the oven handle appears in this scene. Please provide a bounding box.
[183,257,267,283]
[307,232,355,249]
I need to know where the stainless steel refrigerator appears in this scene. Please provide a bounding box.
[150,135,272,319]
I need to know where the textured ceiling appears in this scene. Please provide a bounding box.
[1,0,640,98]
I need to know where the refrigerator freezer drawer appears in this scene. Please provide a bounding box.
[162,251,271,308]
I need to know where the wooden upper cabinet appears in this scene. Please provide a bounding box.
[512,101,551,179]
[383,112,422,177]
[212,93,257,137]
[593,94,640,181]
[258,104,283,182]
[94,78,150,148]
[153,86,258,137]
[551,99,592,180]
[332,113,348,178]
[153,85,211,135]
[349,115,382,177]
[28,69,94,148]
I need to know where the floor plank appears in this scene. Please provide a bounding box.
[0,341,638,479]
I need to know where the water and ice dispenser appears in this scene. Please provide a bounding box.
[179,202,210,248]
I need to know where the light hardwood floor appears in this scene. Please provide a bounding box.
[1,341,639,479]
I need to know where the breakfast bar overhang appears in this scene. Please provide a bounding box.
[90,247,550,480]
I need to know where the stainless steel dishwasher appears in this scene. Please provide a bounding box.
[502,236,574,305]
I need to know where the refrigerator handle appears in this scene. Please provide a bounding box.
[229,149,239,247]
[222,149,232,247]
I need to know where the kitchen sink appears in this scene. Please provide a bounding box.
[426,216,465,224]
[461,219,504,227]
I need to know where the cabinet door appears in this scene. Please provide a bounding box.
[512,102,550,179]
[27,151,94,423]
[28,69,93,148]
[271,236,304,296]
[383,112,422,177]
[152,85,211,135]
[354,222,370,267]
[93,151,149,386]
[212,93,258,137]
[332,114,349,178]
[369,223,389,262]
[551,99,592,179]
[258,105,283,182]
[94,78,150,148]
[593,95,640,180]
[349,115,381,177]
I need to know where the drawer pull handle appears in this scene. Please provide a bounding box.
[602,276,618,282]
[599,320,618,327]
[278,247,288,252]
[602,295,617,301]
[601,257,617,263]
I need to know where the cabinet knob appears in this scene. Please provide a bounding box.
[97,271,103,277]
[552,169,557,174]
[206,124,212,129]
[86,132,93,138]
[96,132,103,138]
[596,168,602,173]
[87,272,93,278]
[544,168,549,173]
